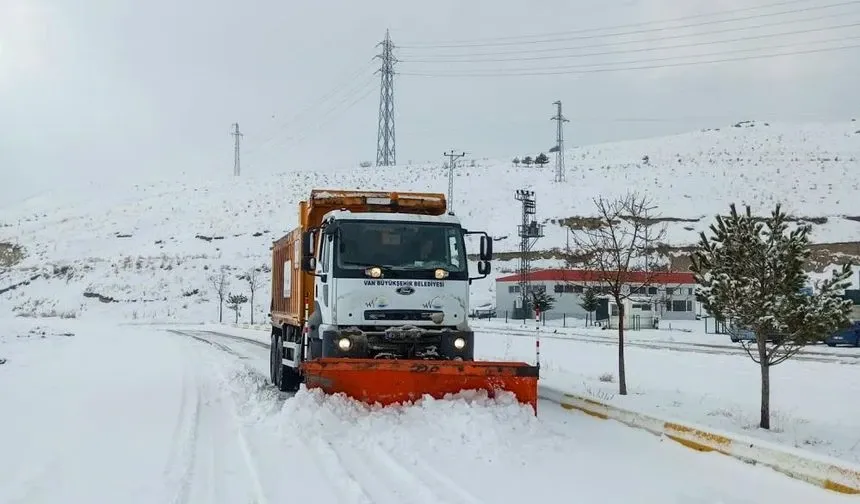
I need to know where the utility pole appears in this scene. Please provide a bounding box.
[231,122,243,176]
[515,189,544,320]
[550,100,569,183]
[375,29,397,166]
[444,150,465,215]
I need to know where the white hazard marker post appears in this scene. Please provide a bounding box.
[534,308,541,371]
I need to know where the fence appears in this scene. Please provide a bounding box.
[470,310,656,330]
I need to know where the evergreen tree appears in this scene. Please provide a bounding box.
[579,287,600,326]
[522,156,533,166]
[535,152,550,166]
[227,293,249,323]
[531,290,555,314]
[512,157,520,167]
[690,203,853,429]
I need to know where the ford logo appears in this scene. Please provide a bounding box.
[395,286,415,296]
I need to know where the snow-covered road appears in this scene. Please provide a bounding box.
[0,320,854,503]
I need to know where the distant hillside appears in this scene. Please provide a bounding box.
[1,119,858,320]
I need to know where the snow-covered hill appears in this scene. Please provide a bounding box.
[2,119,859,321]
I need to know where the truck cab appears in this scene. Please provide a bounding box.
[301,209,493,362]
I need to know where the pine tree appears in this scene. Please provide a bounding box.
[690,203,853,429]
[531,290,555,314]
[227,293,249,323]
[579,287,600,326]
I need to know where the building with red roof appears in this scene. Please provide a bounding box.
[495,268,700,323]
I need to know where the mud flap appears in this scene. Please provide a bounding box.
[301,358,540,414]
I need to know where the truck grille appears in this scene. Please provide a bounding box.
[364,309,441,322]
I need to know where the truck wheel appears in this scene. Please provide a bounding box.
[274,331,302,392]
[269,330,279,384]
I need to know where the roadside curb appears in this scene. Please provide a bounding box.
[539,387,860,494]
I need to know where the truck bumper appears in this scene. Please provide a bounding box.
[320,326,475,360]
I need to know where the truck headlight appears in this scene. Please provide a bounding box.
[434,268,449,279]
[453,337,466,349]
[338,337,352,351]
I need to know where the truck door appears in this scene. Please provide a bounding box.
[316,231,335,324]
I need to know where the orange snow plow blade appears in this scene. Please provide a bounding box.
[302,358,540,414]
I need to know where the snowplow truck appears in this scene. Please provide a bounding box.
[268,189,539,412]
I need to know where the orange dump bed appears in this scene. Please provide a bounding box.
[301,358,540,414]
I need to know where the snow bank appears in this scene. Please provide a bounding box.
[473,325,860,466]
[272,387,540,451]
[553,389,860,494]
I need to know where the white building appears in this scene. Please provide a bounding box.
[495,268,700,324]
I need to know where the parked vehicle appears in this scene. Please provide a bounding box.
[824,321,860,347]
[471,303,496,319]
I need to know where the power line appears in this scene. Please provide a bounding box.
[399,0,859,48]
[376,29,397,167]
[245,72,377,158]
[398,41,860,78]
[244,59,377,157]
[398,8,859,58]
[402,34,860,74]
[401,0,815,45]
[283,81,378,148]
[252,77,378,156]
[397,21,860,64]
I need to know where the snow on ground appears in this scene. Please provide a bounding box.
[2,120,858,322]
[1,318,854,503]
[3,121,860,261]
[2,120,860,499]
[466,317,860,466]
[475,316,860,353]
[205,319,860,467]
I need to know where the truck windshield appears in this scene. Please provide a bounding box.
[335,221,467,273]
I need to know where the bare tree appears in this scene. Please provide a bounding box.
[209,267,229,323]
[565,191,668,395]
[239,266,263,324]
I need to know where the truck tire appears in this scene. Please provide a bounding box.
[269,329,279,384]
[273,329,302,392]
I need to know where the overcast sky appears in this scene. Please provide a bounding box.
[2,0,858,204]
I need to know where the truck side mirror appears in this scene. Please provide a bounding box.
[477,260,490,275]
[301,256,316,272]
[301,230,314,258]
[479,235,493,261]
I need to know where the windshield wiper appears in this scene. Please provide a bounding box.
[341,261,380,268]
[387,262,450,271]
